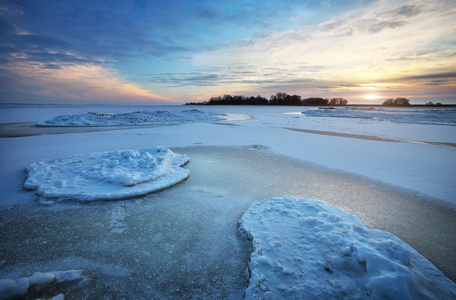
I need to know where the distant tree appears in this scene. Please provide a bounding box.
[382,98,395,106]
[302,97,329,106]
[395,97,410,106]
[426,102,434,106]
[269,92,288,105]
[329,98,348,106]
[382,98,410,106]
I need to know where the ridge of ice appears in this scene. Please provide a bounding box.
[35,109,227,127]
[301,107,456,126]
[24,146,190,201]
[239,196,456,299]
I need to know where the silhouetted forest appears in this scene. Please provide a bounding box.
[185,93,348,106]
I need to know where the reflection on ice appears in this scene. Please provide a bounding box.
[1,146,455,298]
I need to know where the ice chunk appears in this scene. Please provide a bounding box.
[35,110,226,126]
[24,146,190,201]
[0,270,83,300]
[0,278,30,299]
[49,294,65,300]
[239,196,456,299]
[29,272,56,286]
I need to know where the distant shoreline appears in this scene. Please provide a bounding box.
[186,103,456,107]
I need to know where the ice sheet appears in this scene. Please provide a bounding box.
[1,104,455,298]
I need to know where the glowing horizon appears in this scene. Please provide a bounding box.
[0,1,455,105]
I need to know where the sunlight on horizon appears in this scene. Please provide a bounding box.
[364,94,380,101]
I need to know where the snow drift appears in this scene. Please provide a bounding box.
[239,196,456,299]
[35,109,226,126]
[24,146,190,201]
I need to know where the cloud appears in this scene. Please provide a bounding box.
[401,72,456,80]
[193,5,220,20]
[0,59,176,103]
[382,4,422,18]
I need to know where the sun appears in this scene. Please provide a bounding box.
[364,94,380,100]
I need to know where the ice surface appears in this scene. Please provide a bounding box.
[24,146,190,201]
[239,196,456,299]
[1,146,456,298]
[1,104,456,298]
[301,106,456,126]
[35,109,226,126]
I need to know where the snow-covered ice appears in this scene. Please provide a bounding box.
[0,104,455,298]
[24,146,189,201]
[35,109,226,126]
[239,196,456,299]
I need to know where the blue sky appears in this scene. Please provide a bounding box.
[1,0,455,104]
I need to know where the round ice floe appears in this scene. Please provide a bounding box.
[24,146,190,201]
[239,196,456,299]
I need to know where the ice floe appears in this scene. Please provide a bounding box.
[24,146,189,201]
[35,109,226,126]
[239,196,456,299]
[0,270,84,300]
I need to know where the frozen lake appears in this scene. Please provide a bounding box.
[1,146,455,298]
[0,104,455,298]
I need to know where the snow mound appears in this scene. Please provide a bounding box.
[35,109,226,126]
[0,270,84,300]
[24,146,190,201]
[239,196,456,299]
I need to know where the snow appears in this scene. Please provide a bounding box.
[239,196,456,299]
[0,270,83,300]
[24,146,189,201]
[35,109,226,126]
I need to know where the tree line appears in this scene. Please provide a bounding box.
[185,93,348,106]
[185,93,416,106]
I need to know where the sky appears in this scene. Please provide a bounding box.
[0,0,455,105]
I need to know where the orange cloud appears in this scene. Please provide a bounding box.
[3,60,179,103]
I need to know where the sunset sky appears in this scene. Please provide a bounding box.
[1,0,455,104]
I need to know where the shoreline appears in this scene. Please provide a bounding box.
[0,114,252,138]
[284,127,456,148]
[3,122,454,149]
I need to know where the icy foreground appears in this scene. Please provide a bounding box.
[239,197,456,299]
[35,109,226,126]
[0,270,84,300]
[24,146,189,201]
